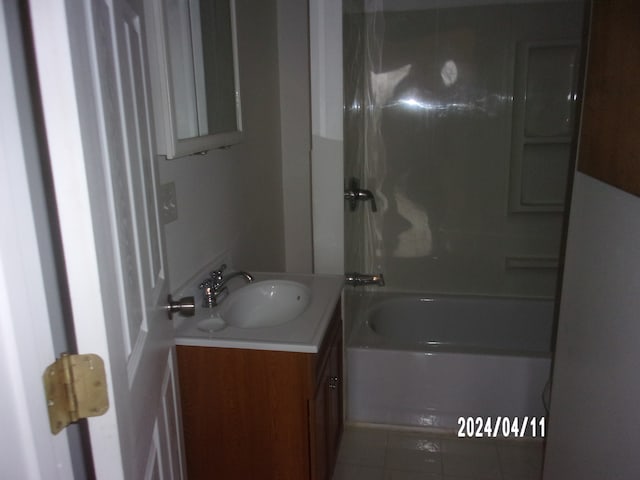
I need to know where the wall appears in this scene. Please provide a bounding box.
[160,0,286,289]
[343,1,585,298]
[310,0,345,274]
[543,174,640,478]
[277,0,314,273]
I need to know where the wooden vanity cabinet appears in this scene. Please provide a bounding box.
[309,313,343,480]
[176,302,343,480]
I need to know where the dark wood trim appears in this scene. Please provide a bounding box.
[577,0,640,196]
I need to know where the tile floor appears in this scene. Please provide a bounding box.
[332,426,544,480]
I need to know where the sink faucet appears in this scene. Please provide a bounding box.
[199,264,254,308]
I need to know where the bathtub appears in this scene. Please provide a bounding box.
[346,293,553,433]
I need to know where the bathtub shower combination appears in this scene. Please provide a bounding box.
[346,293,553,433]
[341,0,584,436]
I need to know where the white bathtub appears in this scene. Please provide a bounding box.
[346,293,553,433]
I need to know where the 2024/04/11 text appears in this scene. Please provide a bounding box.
[457,417,545,438]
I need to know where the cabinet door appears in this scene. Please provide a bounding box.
[311,379,329,480]
[310,324,343,480]
[326,329,344,471]
[178,346,311,479]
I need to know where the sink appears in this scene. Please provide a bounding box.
[174,272,345,351]
[219,280,311,328]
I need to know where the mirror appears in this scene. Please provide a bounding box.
[146,0,242,159]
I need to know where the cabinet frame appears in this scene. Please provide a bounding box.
[176,302,343,480]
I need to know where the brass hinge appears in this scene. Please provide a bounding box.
[43,353,109,435]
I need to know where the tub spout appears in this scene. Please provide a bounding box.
[345,272,385,287]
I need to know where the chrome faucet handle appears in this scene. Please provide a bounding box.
[209,263,227,286]
[209,263,227,277]
[344,177,377,212]
[198,278,216,308]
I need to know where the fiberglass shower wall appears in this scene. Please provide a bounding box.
[344,0,585,298]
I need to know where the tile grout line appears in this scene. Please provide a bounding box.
[382,429,390,472]
[495,442,505,480]
[334,426,544,480]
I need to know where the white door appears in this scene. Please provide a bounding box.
[28,1,185,478]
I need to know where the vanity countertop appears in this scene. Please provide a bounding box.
[174,272,343,353]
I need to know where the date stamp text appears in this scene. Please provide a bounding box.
[456,416,546,438]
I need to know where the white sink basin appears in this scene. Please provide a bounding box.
[174,272,345,352]
[220,280,311,328]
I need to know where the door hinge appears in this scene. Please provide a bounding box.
[43,353,109,435]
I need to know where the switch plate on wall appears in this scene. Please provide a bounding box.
[159,182,178,224]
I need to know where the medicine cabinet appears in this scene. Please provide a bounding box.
[145,0,242,159]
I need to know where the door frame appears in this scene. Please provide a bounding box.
[0,0,77,477]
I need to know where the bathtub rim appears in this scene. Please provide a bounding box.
[346,291,554,358]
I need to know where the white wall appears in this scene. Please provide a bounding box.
[310,0,345,274]
[277,0,314,273]
[160,0,286,289]
[543,173,640,478]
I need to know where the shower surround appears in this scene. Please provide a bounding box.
[344,0,585,298]
[342,0,585,430]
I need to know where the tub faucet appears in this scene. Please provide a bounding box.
[200,264,254,307]
[345,272,385,287]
